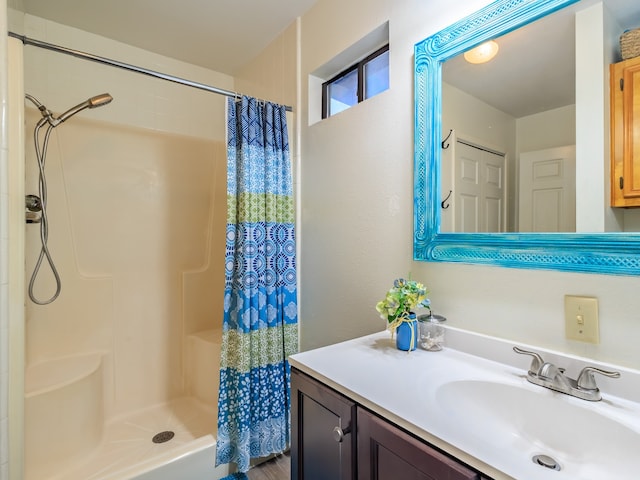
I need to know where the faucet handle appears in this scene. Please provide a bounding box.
[577,366,621,391]
[513,346,545,376]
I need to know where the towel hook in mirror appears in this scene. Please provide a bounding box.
[441,129,453,149]
[441,190,452,209]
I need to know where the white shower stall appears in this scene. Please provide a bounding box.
[9,11,233,480]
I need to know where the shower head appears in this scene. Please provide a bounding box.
[88,93,113,108]
[25,92,113,127]
[56,93,113,124]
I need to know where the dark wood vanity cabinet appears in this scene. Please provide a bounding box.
[291,368,488,480]
[610,55,640,207]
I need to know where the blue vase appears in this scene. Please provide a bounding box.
[396,319,418,351]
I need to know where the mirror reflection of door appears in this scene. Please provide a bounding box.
[518,145,576,232]
[454,140,506,232]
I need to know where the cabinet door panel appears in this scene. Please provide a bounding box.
[291,369,356,480]
[611,56,640,207]
[623,61,640,198]
[357,408,479,480]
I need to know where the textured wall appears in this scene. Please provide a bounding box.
[23,111,226,416]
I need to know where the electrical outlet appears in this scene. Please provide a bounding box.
[564,295,599,344]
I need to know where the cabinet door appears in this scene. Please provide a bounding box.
[357,408,480,480]
[291,368,357,480]
[610,56,640,207]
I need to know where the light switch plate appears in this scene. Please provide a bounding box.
[564,295,599,344]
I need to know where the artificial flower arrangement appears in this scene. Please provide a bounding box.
[376,277,430,337]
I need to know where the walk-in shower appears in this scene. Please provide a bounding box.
[20,84,229,478]
[11,18,286,479]
[24,93,113,305]
[16,32,230,477]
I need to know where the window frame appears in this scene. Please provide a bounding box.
[322,44,389,119]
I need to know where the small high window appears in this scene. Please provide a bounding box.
[322,45,389,118]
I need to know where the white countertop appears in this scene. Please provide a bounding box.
[289,328,640,480]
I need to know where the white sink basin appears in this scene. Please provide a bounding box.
[436,379,640,478]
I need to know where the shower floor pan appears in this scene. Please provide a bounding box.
[40,396,224,480]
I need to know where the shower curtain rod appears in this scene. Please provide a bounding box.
[8,32,293,112]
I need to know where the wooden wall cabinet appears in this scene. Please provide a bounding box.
[610,55,640,207]
[291,368,491,480]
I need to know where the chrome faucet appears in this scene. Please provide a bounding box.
[513,346,621,401]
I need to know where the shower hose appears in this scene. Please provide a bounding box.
[28,116,62,305]
[25,92,112,304]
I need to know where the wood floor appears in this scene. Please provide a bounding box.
[246,452,291,480]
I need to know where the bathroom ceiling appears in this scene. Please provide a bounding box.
[18,0,319,75]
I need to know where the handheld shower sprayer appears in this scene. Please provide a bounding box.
[26,92,113,127]
[24,92,114,305]
[57,93,113,124]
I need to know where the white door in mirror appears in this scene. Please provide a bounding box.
[454,140,505,232]
[519,145,576,232]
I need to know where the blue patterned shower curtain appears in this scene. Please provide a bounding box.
[215,96,298,473]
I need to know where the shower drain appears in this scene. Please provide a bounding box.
[152,430,175,444]
[532,454,561,471]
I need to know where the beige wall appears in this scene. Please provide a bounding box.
[516,105,576,154]
[297,0,495,350]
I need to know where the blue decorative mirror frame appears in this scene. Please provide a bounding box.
[414,0,640,276]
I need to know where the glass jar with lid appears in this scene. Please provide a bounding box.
[418,313,446,351]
